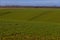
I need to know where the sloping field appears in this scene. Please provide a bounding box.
[0,8,60,40]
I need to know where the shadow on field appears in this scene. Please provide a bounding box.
[28,11,52,21]
[0,11,11,16]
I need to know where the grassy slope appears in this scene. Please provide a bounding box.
[0,8,60,37]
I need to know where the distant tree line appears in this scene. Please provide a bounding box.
[0,6,60,8]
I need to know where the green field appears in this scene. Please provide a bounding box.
[0,8,60,40]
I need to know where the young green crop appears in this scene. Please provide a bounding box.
[0,8,60,40]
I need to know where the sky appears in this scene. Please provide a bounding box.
[0,0,60,6]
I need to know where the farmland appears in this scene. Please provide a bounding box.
[0,8,60,40]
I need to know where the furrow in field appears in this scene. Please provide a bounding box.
[0,19,60,25]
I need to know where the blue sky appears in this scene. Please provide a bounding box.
[0,0,60,6]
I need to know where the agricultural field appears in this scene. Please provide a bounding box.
[0,8,60,40]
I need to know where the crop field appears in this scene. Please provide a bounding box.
[0,8,60,40]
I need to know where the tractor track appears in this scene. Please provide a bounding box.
[0,11,11,16]
[28,11,52,21]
